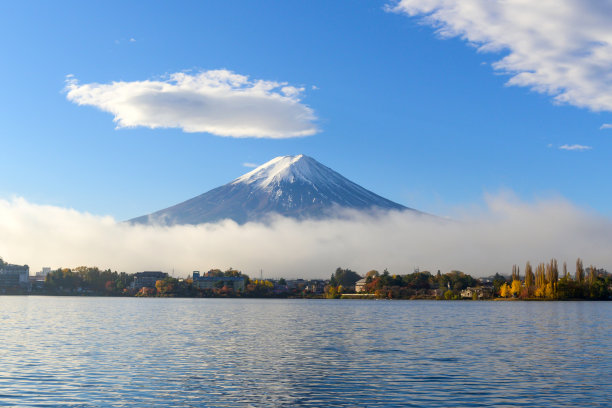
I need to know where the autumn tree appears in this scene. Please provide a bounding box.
[500,283,510,298]
[510,280,522,297]
[588,265,596,285]
[546,259,558,296]
[535,263,546,295]
[365,270,379,281]
[155,277,177,295]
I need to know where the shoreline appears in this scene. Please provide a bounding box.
[1,292,609,301]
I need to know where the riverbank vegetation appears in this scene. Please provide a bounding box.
[1,256,610,300]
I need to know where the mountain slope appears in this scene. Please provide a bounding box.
[129,154,415,225]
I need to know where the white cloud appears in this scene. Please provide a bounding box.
[242,162,259,168]
[601,123,612,130]
[65,70,318,138]
[559,144,592,151]
[389,0,612,112]
[1,195,610,278]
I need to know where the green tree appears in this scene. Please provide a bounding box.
[512,265,520,281]
[330,268,362,287]
[492,273,507,294]
[576,258,584,283]
[525,262,534,293]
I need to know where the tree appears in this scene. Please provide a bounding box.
[330,268,362,287]
[224,268,242,277]
[525,262,534,293]
[588,265,596,285]
[510,280,521,297]
[500,283,510,298]
[545,282,554,299]
[576,258,584,283]
[512,265,520,282]
[155,277,177,295]
[325,285,340,299]
[365,270,379,282]
[546,259,558,295]
[535,263,546,293]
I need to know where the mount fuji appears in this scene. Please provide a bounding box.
[129,154,416,225]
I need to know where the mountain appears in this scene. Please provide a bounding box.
[129,154,416,225]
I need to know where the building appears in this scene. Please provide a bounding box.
[36,267,51,278]
[286,279,307,291]
[0,263,30,289]
[131,271,168,290]
[192,271,245,291]
[355,278,367,293]
[305,280,326,294]
[461,286,493,299]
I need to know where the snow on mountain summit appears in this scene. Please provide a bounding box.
[233,154,333,189]
[130,154,416,225]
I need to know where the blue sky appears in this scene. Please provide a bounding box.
[2,0,612,222]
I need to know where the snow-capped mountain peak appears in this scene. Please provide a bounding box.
[232,154,322,189]
[130,154,416,225]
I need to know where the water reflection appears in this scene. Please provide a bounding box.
[0,297,610,406]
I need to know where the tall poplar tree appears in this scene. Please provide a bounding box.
[512,265,521,282]
[525,261,534,292]
[588,265,596,285]
[576,258,584,284]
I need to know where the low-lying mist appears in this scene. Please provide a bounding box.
[1,193,610,278]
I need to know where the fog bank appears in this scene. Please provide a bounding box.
[1,194,610,278]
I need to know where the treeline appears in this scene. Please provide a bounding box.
[41,266,295,298]
[325,267,478,299]
[499,258,611,300]
[20,259,612,301]
[45,267,133,294]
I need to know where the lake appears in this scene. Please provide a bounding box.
[0,297,610,407]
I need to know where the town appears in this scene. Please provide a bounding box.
[1,256,610,300]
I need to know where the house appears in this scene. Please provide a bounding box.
[355,278,367,293]
[305,280,326,294]
[461,286,493,299]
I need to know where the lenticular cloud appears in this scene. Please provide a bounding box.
[390,0,612,112]
[65,70,318,138]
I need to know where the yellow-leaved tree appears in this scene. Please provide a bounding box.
[545,282,554,299]
[500,283,510,298]
[510,280,521,297]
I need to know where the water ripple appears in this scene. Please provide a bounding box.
[0,298,610,407]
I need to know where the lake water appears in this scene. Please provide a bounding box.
[0,297,610,407]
